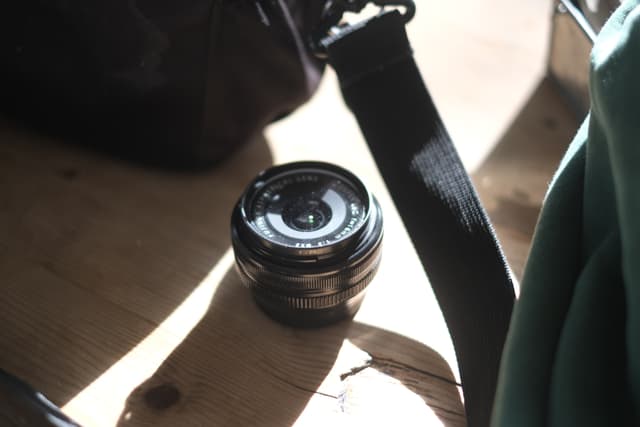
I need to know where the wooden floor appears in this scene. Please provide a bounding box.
[0,1,582,426]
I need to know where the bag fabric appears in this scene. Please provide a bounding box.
[0,1,325,168]
[492,1,640,425]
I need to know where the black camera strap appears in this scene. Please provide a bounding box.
[322,10,515,427]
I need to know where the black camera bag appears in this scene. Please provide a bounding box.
[0,1,325,168]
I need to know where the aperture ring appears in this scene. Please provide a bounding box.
[233,237,382,294]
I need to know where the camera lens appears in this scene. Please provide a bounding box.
[231,161,383,327]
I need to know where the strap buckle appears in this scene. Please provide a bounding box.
[311,0,415,58]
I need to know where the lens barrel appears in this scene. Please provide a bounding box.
[231,161,383,327]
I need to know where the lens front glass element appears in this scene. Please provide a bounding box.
[248,168,367,249]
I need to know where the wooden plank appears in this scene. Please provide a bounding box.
[0,122,464,426]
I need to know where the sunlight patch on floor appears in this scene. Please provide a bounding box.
[62,249,235,427]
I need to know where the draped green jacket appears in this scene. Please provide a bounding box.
[492,1,640,425]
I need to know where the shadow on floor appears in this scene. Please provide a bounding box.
[472,77,580,278]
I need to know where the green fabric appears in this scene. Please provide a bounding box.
[491,1,640,425]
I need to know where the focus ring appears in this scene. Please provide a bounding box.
[237,256,381,310]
